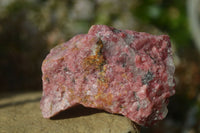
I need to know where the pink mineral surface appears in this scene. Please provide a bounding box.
[40,25,175,126]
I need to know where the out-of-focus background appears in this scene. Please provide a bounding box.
[0,0,200,132]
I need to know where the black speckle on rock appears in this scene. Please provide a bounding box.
[122,63,126,67]
[112,28,121,33]
[136,104,140,111]
[63,67,68,72]
[45,77,50,84]
[142,71,154,85]
[72,78,75,84]
[96,38,103,45]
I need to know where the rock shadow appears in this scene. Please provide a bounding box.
[51,104,106,120]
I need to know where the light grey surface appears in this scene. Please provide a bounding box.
[0,92,140,133]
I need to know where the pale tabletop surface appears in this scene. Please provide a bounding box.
[0,91,139,133]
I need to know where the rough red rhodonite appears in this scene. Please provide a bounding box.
[40,25,175,126]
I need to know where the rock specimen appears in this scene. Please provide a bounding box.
[40,25,175,126]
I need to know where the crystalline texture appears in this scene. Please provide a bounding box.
[40,25,175,126]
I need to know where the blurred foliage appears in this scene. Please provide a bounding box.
[0,0,200,132]
[133,0,192,50]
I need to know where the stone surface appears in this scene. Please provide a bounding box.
[41,25,175,126]
[0,92,139,133]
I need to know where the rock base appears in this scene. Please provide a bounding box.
[0,92,139,133]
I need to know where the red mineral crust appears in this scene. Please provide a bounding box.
[40,25,175,126]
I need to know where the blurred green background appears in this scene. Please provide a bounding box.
[0,0,200,132]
